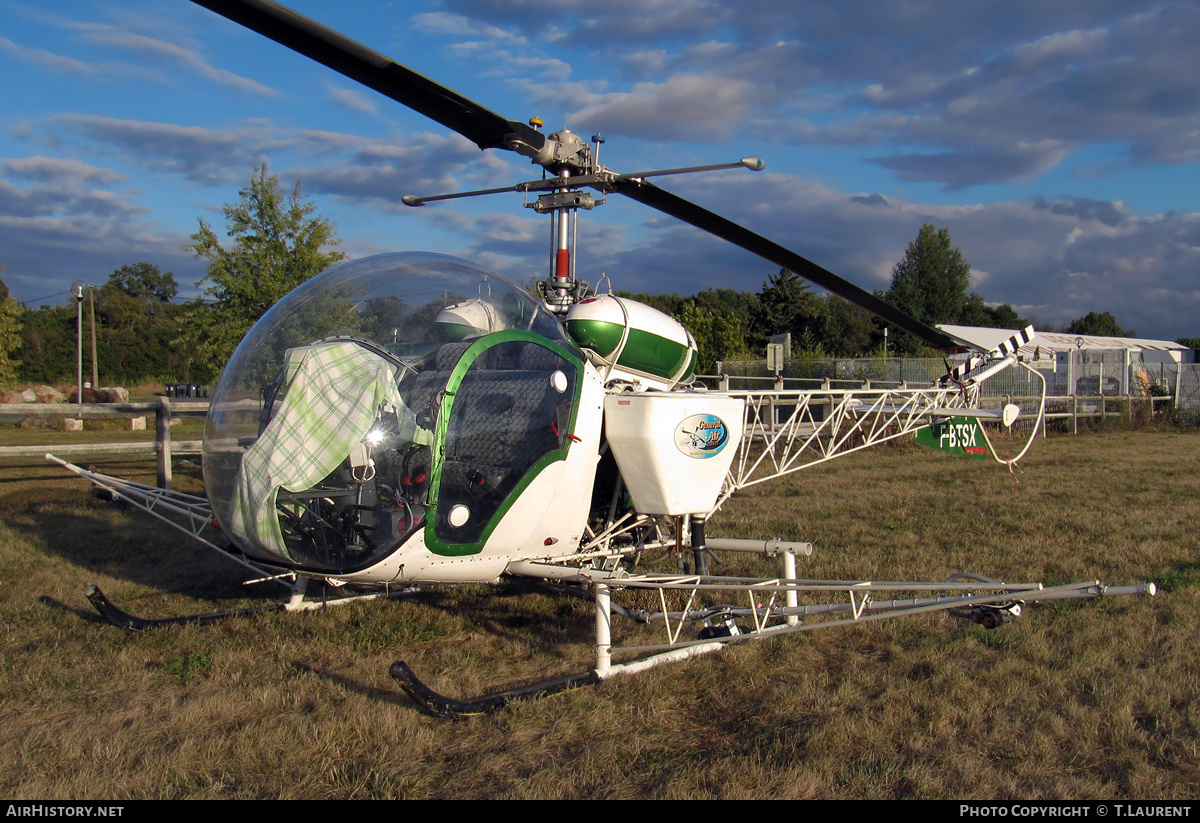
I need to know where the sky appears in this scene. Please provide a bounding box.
[2,0,1199,341]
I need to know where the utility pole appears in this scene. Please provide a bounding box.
[88,285,98,390]
[71,281,85,404]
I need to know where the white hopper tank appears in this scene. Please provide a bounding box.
[604,391,745,516]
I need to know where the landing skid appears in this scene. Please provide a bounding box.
[382,565,1156,719]
[84,578,419,632]
[390,662,601,720]
[85,584,285,630]
[82,566,1154,717]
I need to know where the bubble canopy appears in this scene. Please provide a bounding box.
[203,252,572,568]
[217,253,566,390]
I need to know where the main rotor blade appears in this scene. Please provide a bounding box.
[190,0,546,154]
[610,179,964,351]
[192,0,963,351]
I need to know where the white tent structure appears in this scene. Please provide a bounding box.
[940,324,1194,397]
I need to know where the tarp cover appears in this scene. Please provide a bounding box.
[229,340,412,561]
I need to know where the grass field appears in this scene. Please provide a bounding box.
[0,428,1197,799]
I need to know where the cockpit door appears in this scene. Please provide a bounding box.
[425,331,583,556]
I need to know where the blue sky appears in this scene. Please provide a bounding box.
[2,0,1199,340]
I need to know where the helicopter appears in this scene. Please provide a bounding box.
[53,0,1155,719]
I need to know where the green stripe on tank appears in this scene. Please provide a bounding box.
[566,319,691,381]
[435,322,486,343]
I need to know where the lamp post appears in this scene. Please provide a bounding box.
[71,281,86,405]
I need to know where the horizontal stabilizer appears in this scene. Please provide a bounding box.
[947,326,1035,383]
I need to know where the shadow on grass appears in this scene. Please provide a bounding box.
[37,593,105,625]
[290,661,413,708]
[13,500,254,602]
[0,459,266,611]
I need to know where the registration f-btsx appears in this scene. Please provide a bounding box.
[55,0,1155,718]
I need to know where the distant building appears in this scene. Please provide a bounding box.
[939,324,1193,396]
[940,324,1192,363]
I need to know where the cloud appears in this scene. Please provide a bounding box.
[0,165,203,301]
[328,86,379,115]
[869,142,1074,189]
[566,75,760,141]
[288,131,513,209]
[0,35,104,76]
[412,12,527,44]
[78,28,277,96]
[40,111,513,202]
[1032,195,1128,228]
[1,10,274,96]
[0,211,205,303]
[850,193,890,207]
[2,156,126,187]
[0,158,140,221]
[440,0,732,43]
[0,182,138,220]
[437,1,1200,188]
[53,115,281,186]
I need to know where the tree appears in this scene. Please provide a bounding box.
[108,261,178,302]
[886,224,971,328]
[820,294,877,356]
[16,304,72,384]
[679,301,750,374]
[749,268,824,350]
[94,263,185,382]
[0,272,21,386]
[184,163,346,371]
[1068,311,1131,338]
[958,292,1028,330]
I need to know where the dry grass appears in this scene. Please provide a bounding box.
[1,430,1197,799]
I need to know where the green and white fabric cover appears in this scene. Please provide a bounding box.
[229,340,415,562]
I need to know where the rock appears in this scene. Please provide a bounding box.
[33,385,66,403]
[63,418,83,431]
[99,386,130,403]
[67,386,101,403]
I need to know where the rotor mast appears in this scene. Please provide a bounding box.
[405,122,768,315]
[527,123,598,314]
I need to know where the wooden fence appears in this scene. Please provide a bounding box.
[0,398,209,489]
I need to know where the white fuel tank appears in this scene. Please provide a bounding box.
[434,299,502,341]
[604,391,745,516]
[565,295,697,390]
